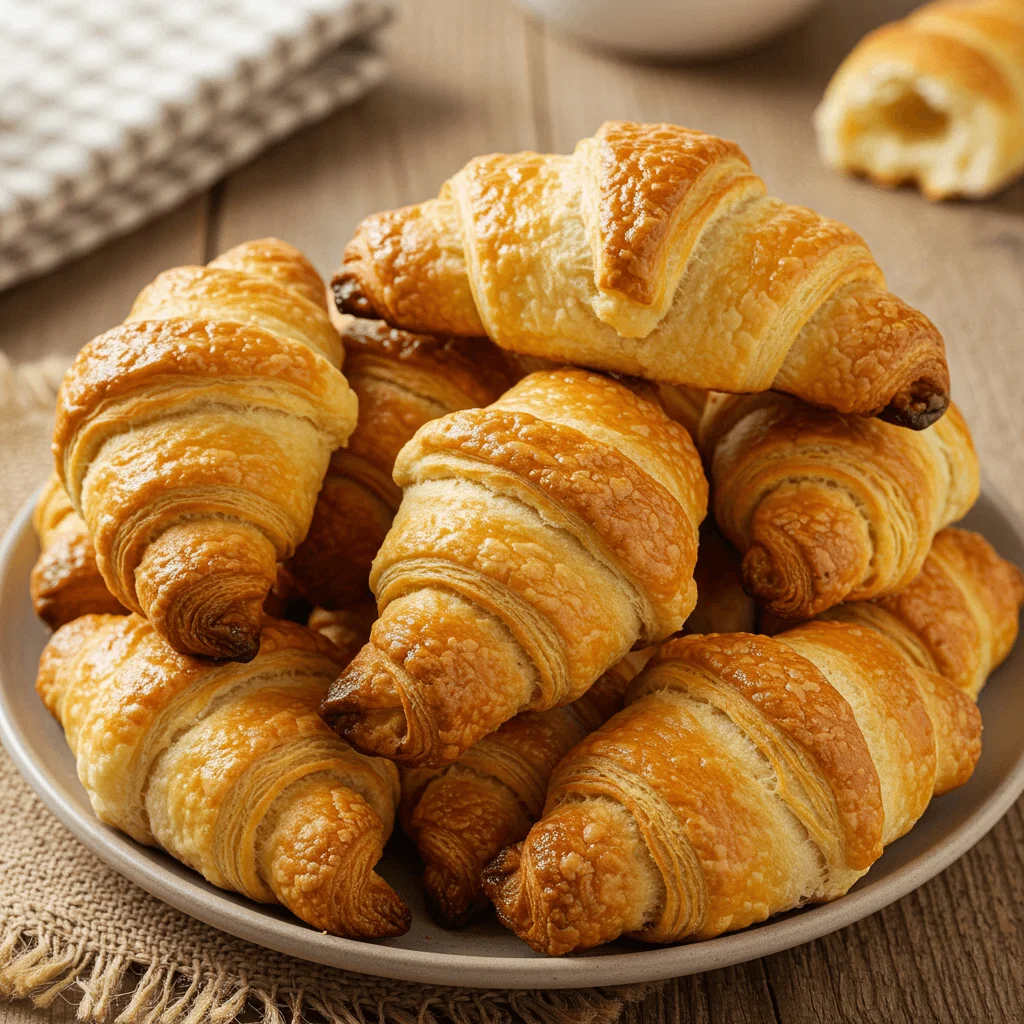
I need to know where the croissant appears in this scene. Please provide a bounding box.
[701,390,979,619]
[485,618,988,954]
[31,473,127,628]
[53,238,358,662]
[400,650,650,928]
[335,120,951,429]
[815,0,1024,200]
[37,614,409,938]
[321,368,708,768]
[281,315,517,609]
[819,527,1024,698]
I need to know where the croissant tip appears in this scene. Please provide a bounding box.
[331,276,378,320]
[878,387,950,430]
[422,861,486,930]
[203,622,262,663]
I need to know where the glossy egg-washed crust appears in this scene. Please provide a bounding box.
[30,473,127,629]
[321,369,708,769]
[334,120,950,429]
[819,527,1024,699]
[52,239,358,662]
[484,617,985,955]
[701,391,980,619]
[399,650,651,928]
[815,0,1024,200]
[282,315,518,609]
[37,614,409,938]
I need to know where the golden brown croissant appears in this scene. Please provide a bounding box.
[819,527,1024,699]
[485,618,987,954]
[400,650,650,928]
[321,368,708,768]
[31,473,127,629]
[335,120,950,429]
[816,0,1024,200]
[38,614,409,938]
[53,239,358,662]
[281,316,517,609]
[701,390,979,619]
[694,523,1024,697]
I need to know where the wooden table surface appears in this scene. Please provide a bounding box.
[2,1,1022,1021]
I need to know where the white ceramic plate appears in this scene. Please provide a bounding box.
[2,487,1023,990]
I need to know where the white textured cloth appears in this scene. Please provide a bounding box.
[0,0,389,291]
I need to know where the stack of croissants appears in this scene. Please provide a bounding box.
[32,122,1023,956]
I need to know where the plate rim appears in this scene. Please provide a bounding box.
[2,483,1023,990]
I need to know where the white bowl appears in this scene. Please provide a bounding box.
[515,0,822,59]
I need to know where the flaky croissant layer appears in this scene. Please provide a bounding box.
[335,120,950,428]
[53,239,358,662]
[400,650,650,928]
[322,368,707,769]
[701,390,980,619]
[282,315,518,609]
[485,621,985,954]
[38,614,409,939]
[30,473,127,629]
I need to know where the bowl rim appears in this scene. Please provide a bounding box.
[2,482,1022,990]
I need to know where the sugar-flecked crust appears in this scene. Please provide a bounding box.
[399,651,648,928]
[321,369,707,769]
[484,612,988,955]
[335,121,950,428]
[37,614,409,939]
[702,391,980,619]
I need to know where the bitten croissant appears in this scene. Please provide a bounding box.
[701,390,979,619]
[815,0,1024,200]
[400,650,650,928]
[335,120,950,428]
[321,368,708,768]
[53,239,358,662]
[38,614,409,938]
[31,473,126,629]
[485,621,986,954]
[281,316,517,609]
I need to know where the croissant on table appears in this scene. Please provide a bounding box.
[485,529,1023,954]
[280,316,517,609]
[700,390,979,619]
[400,650,650,928]
[816,0,1024,200]
[321,368,707,768]
[53,238,358,662]
[30,474,126,629]
[335,120,950,429]
[38,614,409,938]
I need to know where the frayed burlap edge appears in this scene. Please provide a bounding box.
[0,923,650,1024]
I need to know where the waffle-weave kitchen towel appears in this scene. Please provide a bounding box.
[0,0,389,292]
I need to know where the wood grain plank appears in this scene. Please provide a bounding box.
[212,0,538,277]
[0,200,207,364]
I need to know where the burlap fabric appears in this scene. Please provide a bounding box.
[0,356,645,1024]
